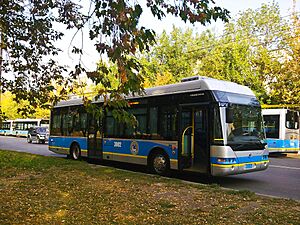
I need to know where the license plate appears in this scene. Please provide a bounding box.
[245,164,253,169]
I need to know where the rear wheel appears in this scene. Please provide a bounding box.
[150,151,170,176]
[70,144,81,160]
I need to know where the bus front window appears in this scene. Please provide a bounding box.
[286,110,299,129]
[226,105,265,151]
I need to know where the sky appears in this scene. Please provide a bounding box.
[140,0,300,34]
[56,0,300,73]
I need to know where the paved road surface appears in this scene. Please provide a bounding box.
[0,136,299,200]
[0,136,60,157]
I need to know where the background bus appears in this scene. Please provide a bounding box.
[262,109,299,153]
[12,119,49,137]
[49,76,269,176]
[0,120,14,136]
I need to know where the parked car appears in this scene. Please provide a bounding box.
[27,127,49,144]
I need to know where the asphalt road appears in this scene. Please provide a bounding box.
[0,136,299,201]
[0,136,60,157]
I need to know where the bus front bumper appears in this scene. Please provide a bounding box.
[211,160,269,176]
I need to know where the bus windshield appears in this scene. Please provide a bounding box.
[286,110,299,129]
[226,104,265,151]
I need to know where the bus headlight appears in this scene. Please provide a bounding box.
[217,158,236,164]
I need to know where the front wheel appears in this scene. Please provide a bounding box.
[70,144,81,160]
[150,151,170,176]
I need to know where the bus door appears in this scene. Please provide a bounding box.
[87,117,103,159]
[180,106,209,173]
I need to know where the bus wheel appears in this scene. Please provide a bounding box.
[70,144,81,160]
[150,151,170,176]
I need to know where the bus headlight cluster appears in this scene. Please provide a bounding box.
[217,158,236,164]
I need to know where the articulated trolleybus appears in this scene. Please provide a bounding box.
[262,108,299,153]
[49,76,269,176]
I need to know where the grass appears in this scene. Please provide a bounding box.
[0,150,299,225]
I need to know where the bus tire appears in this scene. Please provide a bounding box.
[70,143,81,160]
[149,150,170,176]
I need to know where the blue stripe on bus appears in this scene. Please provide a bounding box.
[266,139,299,148]
[13,130,29,137]
[49,136,177,160]
[103,139,177,160]
[49,136,88,151]
[0,129,13,135]
[266,139,299,149]
[210,155,268,165]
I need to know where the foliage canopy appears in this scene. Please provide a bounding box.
[0,0,230,120]
[140,2,300,105]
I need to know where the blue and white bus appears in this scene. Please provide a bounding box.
[49,76,269,176]
[262,109,299,153]
[0,120,14,136]
[12,119,49,137]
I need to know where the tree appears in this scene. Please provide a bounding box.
[0,91,49,119]
[0,0,230,120]
[140,2,299,105]
[197,2,292,103]
[268,13,300,105]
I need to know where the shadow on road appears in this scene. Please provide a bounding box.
[82,158,261,186]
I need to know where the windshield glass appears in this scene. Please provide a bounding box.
[226,105,265,151]
[286,110,299,129]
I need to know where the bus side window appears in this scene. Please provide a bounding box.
[132,108,147,137]
[159,106,177,140]
[105,111,124,137]
[61,114,68,136]
[62,111,73,136]
[149,107,158,139]
[74,112,80,131]
[52,112,61,135]
[105,115,114,137]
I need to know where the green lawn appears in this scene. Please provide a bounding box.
[0,150,299,224]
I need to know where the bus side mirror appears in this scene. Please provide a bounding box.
[226,107,234,123]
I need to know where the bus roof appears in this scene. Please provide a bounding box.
[262,108,299,115]
[2,120,14,123]
[13,119,47,122]
[55,76,255,108]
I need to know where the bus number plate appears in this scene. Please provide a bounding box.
[114,142,122,148]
